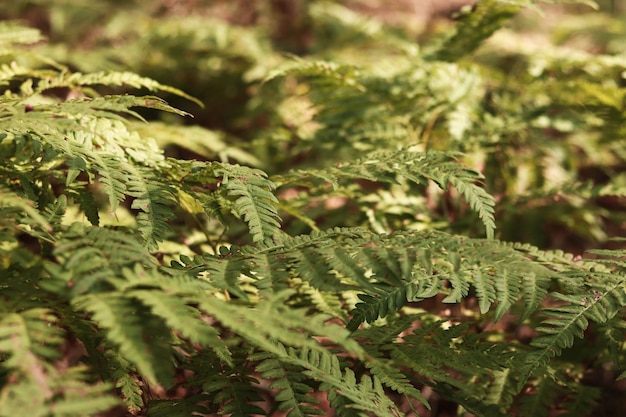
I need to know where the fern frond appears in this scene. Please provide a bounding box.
[0,308,118,417]
[431,0,521,63]
[110,357,144,413]
[206,374,267,417]
[123,164,176,250]
[128,288,233,366]
[275,149,496,238]
[483,368,514,412]
[44,225,155,295]
[518,273,626,390]
[214,163,282,243]
[289,245,356,292]
[129,121,261,166]
[34,71,202,107]
[41,369,119,417]
[265,58,364,91]
[23,96,187,123]
[0,308,63,366]
[309,2,391,48]
[347,230,554,328]
[175,160,282,243]
[366,360,430,410]
[198,228,556,331]
[72,293,174,386]
[245,252,292,295]
[0,22,44,46]
[255,353,323,417]
[447,173,496,239]
[295,347,400,417]
[384,319,492,386]
[194,248,252,300]
[147,396,214,417]
[67,186,100,226]
[199,291,363,356]
[558,384,601,417]
[347,286,408,332]
[0,187,51,233]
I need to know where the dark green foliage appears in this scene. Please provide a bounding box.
[2,1,626,416]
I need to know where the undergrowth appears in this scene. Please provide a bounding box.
[1,0,626,416]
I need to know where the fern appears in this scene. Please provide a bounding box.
[255,352,323,417]
[168,160,282,244]
[0,308,118,417]
[275,149,496,238]
[123,164,176,250]
[295,347,400,417]
[216,164,282,243]
[34,70,202,107]
[430,0,522,62]
[2,3,625,416]
[519,271,626,390]
[43,225,154,295]
[0,21,43,46]
[72,293,175,386]
[205,372,267,417]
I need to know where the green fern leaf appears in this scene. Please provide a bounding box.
[518,274,626,390]
[0,309,63,366]
[431,0,521,62]
[147,397,214,417]
[367,360,430,410]
[296,347,400,417]
[255,353,323,417]
[0,187,51,233]
[113,367,144,413]
[203,368,266,417]
[0,22,44,46]
[558,384,601,417]
[275,149,496,238]
[472,266,498,314]
[214,163,281,243]
[45,226,154,295]
[129,288,233,366]
[447,174,496,239]
[123,164,176,250]
[35,71,202,107]
[346,286,407,332]
[72,294,174,386]
[199,249,252,300]
[87,152,128,212]
[265,58,364,91]
[493,268,520,322]
[44,371,119,417]
[483,368,513,411]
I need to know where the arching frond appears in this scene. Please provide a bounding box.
[518,271,626,390]
[430,0,521,62]
[275,149,496,238]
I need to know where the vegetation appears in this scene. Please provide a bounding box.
[2,0,626,416]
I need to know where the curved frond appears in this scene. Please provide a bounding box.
[518,272,626,390]
[430,0,520,62]
[275,149,496,238]
[34,71,202,107]
[72,293,174,386]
